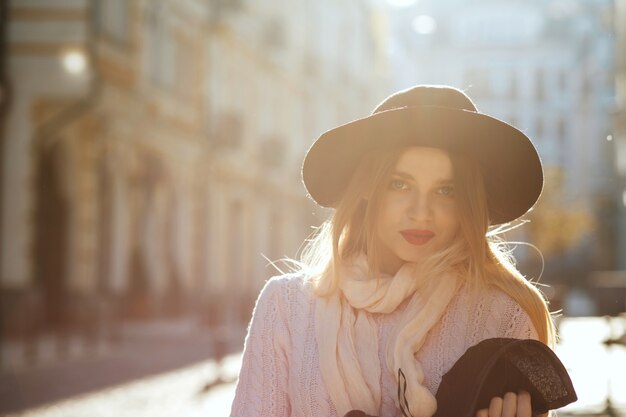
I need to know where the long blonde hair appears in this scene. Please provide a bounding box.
[300,145,556,346]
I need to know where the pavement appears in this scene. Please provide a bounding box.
[3,317,626,417]
[0,320,245,417]
[1,354,241,417]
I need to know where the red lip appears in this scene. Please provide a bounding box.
[400,230,435,246]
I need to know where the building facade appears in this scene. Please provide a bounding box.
[615,0,626,271]
[0,0,391,368]
[387,0,616,293]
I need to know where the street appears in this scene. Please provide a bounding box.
[0,319,245,417]
[1,317,625,417]
[1,353,240,417]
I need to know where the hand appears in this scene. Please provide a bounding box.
[475,391,534,417]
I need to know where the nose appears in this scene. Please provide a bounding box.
[407,192,432,221]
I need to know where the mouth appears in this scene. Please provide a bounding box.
[400,230,435,246]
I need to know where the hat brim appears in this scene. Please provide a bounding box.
[301,106,543,225]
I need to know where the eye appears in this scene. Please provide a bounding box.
[389,179,410,191]
[438,185,455,196]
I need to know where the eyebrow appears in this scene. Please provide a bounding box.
[391,170,454,184]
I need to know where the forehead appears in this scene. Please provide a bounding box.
[394,146,453,178]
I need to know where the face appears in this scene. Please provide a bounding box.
[374,146,460,274]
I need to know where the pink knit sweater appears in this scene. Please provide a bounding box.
[229,273,539,417]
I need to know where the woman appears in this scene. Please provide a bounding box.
[229,85,555,417]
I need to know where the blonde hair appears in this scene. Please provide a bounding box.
[301,146,556,346]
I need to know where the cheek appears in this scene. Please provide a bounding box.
[381,194,410,214]
[435,201,460,233]
[375,205,393,237]
[376,197,402,235]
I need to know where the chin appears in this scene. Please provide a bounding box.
[400,245,441,264]
[398,251,427,264]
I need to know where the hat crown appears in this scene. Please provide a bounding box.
[303,84,543,224]
[372,85,477,114]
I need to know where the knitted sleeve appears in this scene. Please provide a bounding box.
[230,277,291,417]
[484,289,541,341]
[419,285,542,397]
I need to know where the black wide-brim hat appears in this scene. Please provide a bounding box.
[433,338,577,417]
[301,85,543,225]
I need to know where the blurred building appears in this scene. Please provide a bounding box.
[615,0,626,271]
[387,0,616,294]
[595,0,626,315]
[0,0,390,368]
[202,0,390,325]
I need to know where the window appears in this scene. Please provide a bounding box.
[535,68,545,101]
[145,3,176,89]
[558,71,568,93]
[228,201,245,287]
[509,72,518,100]
[557,118,567,142]
[259,135,286,168]
[268,211,282,263]
[535,117,544,139]
[174,35,197,99]
[212,111,245,148]
[491,72,509,98]
[99,0,130,45]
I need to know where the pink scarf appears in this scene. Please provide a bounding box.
[315,255,460,417]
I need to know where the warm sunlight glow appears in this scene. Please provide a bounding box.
[556,317,626,414]
[412,15,437,34]
[61,50,87,75]
[386,0,418,8]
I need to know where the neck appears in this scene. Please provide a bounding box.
[377,247,407,276]
[380,261,403,276]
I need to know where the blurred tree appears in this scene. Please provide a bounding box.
[526,167,595,258]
